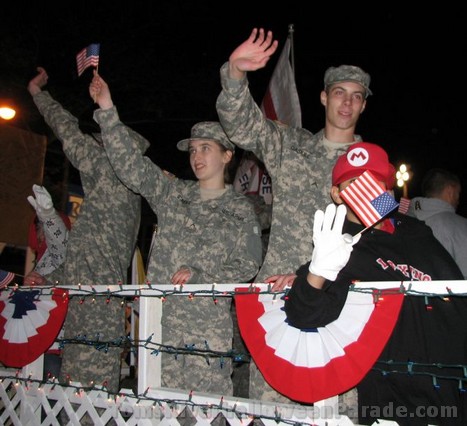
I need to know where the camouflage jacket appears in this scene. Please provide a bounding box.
[93,106,262,284]
[33,91,149,285]
[216,62,362,281]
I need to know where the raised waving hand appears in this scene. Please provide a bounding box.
[228,28,279,80]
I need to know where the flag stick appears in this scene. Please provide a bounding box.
[351,215,392,242]
[288,23,295,76]
[91,66,99,103]
[352,226,370,241]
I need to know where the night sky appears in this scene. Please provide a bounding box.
[1,2,466,213]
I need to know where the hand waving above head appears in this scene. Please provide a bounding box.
[228,28,279,79]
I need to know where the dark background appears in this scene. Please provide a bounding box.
[1,2,466,226]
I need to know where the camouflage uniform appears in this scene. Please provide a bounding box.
[216,62,363,402]
[32,91,149,393]
[93,107,263,395]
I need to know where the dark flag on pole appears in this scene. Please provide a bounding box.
[260,35,301,127]
[76,43,100,76]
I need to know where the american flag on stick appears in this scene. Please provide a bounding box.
[76,43,100,77]
[398,197,411,214]
[340,171,399,228]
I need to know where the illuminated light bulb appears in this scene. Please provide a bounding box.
[0,106,16,120]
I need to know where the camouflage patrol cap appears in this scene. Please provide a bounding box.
[177,121,235,152]
[324,65,372,98]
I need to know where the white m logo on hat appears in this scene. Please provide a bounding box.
[347,147,369,167]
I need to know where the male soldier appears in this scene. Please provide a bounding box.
[216,28,372,401]
[27,67,150,398]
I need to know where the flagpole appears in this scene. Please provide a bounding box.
[288,23,295,76]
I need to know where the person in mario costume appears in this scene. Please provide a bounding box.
[283,142,467,425]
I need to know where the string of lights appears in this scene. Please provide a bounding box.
[57,335,250,363]
[50,335,467,387]
[372,359,467,392]
[2,281,467,298]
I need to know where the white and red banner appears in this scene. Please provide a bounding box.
[0,288,69,368]
[233,156,273,205]
[234,286,404,403]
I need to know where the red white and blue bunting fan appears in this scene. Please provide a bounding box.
[234,285,404,403]
[0,288,69,368]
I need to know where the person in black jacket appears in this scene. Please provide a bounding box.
[284,142,467,426]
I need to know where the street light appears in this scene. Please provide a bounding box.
[0,99,16,120]
[0,106,16,120]
[396,164,411,198]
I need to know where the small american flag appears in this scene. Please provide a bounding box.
[76,43,100,77]
[340,171,399,228]
[398,197,411,214]
[0,269,14,289]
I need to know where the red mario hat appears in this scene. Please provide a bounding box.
[332,142,396,189]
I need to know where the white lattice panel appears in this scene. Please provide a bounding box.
[0,378,357,425]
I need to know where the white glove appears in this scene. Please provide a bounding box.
[27,184,55,219]
[309,204,361,281]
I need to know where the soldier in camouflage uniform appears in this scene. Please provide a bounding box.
[27,67,150,395]
[216,28,372,402]
[89,72,262,396]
